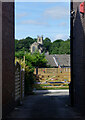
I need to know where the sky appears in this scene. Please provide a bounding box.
[15,2,70,42]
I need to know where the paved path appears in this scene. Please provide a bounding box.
[7,90,83,119]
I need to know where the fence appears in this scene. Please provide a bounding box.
[34,68,71,86]
[34,68,70,75]
[15,62,25,103]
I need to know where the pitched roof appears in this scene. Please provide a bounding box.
[45,54,70,67]
[55,54,70,67]
[30,42,38,46]
[45,54,57,67]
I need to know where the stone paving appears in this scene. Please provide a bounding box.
[6,90,84,120]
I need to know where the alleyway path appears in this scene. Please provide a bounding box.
[7,90,83,120]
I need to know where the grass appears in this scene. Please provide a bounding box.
[33,84,69,90]
[35,87,69,90]
[34,83,69,87]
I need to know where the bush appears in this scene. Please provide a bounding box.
[24,66,34,95]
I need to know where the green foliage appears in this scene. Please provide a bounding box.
[25,52,47,68]
[15,36,70,55]
[15,37,36,52]
[15,51,48,68]
[25,66,35,95]
[43,37,51,52]
[31,52,48,67]
[49,39,70,54]
[15,50,24,59]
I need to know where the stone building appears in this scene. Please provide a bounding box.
[70,1,85,116]
[30,35,44,53]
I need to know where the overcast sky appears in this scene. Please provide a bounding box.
[15,2,70,42]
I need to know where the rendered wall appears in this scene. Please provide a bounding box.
[71,1,85,115]
[0,1,2,120]
[2,2,15,118]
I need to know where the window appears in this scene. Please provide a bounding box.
[32,46,35,52]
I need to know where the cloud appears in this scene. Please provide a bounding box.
[16,13,28,19]
[21,20,49,26]
[54,34,69,40]
[44,6,69,20]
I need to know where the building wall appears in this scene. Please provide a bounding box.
[30,43,38,53]
[37,36,43,45]
[71,1,85,115]
[0,2,2,120]
[2,2,15,118]
[30,36,44,53]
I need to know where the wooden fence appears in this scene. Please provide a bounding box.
[15,62,25,103]
[34,68,71,83]
[34,68,70,75]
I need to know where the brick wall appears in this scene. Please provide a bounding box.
[2,2,15,118]
[71,1,85,115]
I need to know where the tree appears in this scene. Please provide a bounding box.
[15,36,70,55]
[43,38,51,52]
[15,37,36,52]
[15,51,48,68]
[32,52,47,67]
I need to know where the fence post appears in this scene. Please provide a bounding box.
[45,68,47,73]
[36,67,38,75]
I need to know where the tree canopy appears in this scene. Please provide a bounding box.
[15,51,47,68]
[15,36,70,54]
[15,37,36,52]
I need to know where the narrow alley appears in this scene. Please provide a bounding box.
[6,90,83,120]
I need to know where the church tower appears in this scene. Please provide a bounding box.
[37,35,43,45]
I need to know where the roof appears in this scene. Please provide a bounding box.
[45,54,70,67]
[30,42,43,47]
[55,54,70,67]
[30,42,38,46]
[45,55,57,67]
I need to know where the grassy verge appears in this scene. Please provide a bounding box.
[33,84,69,90]
[35,87,69,90]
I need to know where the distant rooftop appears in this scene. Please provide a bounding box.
[45,54,70,67]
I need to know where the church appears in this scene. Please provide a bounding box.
[30,35,44,53]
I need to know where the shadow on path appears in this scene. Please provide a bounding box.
[6,90,83,120]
